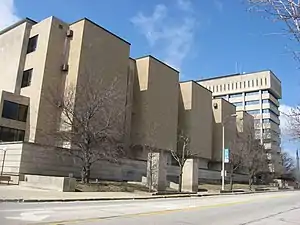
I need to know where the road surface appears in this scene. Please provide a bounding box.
[0,191,300,224]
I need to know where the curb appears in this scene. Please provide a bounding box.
[0,189,295,203]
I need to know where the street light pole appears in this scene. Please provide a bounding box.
[222,123,225,191]
[221,114,237,191]
[1,147,7,176]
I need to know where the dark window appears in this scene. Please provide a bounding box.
[27,35,38,53]
[2,101,28,122]
[245,91,259,96]
[0,126,25,142]
[21,69,32,88]
[245,100,260,106]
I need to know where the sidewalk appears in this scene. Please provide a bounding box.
[0,185,288,203]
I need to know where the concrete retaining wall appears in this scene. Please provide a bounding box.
[0,142,248,184]
[21,175,76,192]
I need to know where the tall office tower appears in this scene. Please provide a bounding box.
[198,71,282,172]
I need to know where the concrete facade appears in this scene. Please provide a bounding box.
[211,98,237,169]
[198,71,282,171]
[130,56,179,159]
[178,81,213,168]
[0,16,280,186]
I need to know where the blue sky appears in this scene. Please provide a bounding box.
[1,0,299,154]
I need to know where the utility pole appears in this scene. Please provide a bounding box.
[296,149,300,188]
[296,149,299,174]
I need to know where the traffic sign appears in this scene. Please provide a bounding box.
[224,148,230,163]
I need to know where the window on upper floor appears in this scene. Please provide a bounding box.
[245,91,259,96]
[27,35,38,54]
[229,93,243,98]
[0,126,25,142]
[215,95,227,100]
[233,102,243,107]
[245,100,260,106]
[256,79,259,86]
[2,101,28,122]
[21,69,33,88]
[247,109,260,115]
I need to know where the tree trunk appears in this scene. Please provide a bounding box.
[249,176,253,190]
[179,167,183,192]
[81,162,91,184]
[229,165,234,191]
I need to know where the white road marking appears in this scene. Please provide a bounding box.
[6,210,52,222]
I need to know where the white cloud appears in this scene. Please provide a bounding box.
[213,0,223,12]
[177,0,193,12]
[0,0,19,31]
[131,1,196,71]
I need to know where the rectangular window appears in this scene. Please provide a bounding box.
[245,91,259,96]
[247,109,260,115]
[215,95,227,99]
[229,93,243,98]
[233,102,243,107]
[262,90,269,94]
[263,119,270,123]
[251,80,254,87]
[21,69,32,88]
[262,99,268,104]
[256,79,259,86]
[245,100,260,106]
[262,109,270,114]
[0,126,25,142]
[27,35,38,53]
[2,101,28,122]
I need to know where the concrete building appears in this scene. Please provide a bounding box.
[178,81,213,168]
[198,71,282,171]
[0,16,257,185]
[0,16,130,147]
[129,56,179,159]
[211,98,237,170]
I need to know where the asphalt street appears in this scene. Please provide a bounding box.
[0,191,299,224]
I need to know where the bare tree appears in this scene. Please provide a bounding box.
[228,130,245,191]
[248,0,300,60]
[285,106,300,140]
[171,131,197,192]
[50,75,125,183]
[238,121,269,189]
[281,151,296,173]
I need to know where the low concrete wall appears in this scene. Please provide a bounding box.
[21,175,76,192]
[167,165,248,184]
[0,142,248,184]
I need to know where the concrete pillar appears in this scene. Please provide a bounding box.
[182,158,198,192]
[147,152,166,192]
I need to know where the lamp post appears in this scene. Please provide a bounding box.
[221,114,237,191]
[1,147,7,176]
